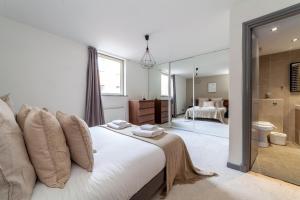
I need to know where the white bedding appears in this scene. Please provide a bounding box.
[185,106,226,123]
[31,126,166,200]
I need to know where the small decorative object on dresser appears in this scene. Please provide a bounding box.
[129,100,155,125]
[155,99,169,124]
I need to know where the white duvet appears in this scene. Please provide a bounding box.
[31,126,166,200]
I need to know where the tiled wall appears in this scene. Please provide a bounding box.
[259,49,300,142]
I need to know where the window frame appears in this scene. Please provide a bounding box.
[98,53,125,96]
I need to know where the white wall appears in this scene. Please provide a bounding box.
[126,60,149,100]
[0,16,149,122]
[175,75,186,115]
[229,0,300,166]
[148,68,161,99]
[0,16,87,117]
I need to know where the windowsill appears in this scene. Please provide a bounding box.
[101,94,128,97]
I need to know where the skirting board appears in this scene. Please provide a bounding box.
[227,162,248,172]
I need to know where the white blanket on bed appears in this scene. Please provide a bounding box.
[31,127,165,200]
[185,106,226,123]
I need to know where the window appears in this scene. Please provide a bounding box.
[161,73,169,96]
[161,73,173,97]
[98,54,124,95]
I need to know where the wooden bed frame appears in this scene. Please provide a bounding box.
[130,169,165,200]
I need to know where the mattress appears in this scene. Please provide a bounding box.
[31,126,166,200]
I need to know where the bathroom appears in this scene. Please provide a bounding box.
[251,13,300,185]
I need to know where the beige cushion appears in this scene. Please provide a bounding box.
[56,111,94,172]
[16,104,33,131]
[198,97,209,107]
[213,100,224,108]
[211,98,223,108]
[23,108,71,188]
[0,94,15,113]
[0,99,36,200]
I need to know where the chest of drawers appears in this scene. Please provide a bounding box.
[129,100,155,125]
[155,99,169,124]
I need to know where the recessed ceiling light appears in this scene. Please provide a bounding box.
[292,38,299,42]
[271,27,278,32]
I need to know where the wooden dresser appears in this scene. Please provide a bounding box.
[155,99,169,124]
[129,100,155,125]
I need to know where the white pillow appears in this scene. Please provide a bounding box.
[203,101,215,107]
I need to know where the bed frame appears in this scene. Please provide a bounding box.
[130,169,165,200]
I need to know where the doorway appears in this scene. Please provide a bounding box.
[242,3,300,184]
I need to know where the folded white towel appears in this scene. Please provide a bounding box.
[132,127,164,138]
[107,122,131,130]
[140,124,158,131]
[112,120,128,126]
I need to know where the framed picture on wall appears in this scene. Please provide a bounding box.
[208,82,216,93]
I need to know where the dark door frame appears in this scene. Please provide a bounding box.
[242,3,300,172]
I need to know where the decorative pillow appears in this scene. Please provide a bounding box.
[56,111,94,172]
[0,94,15,113]
[23,108,71,188]
[0,99,36,200]
[211,98,223,108]
[214,100,224,108]
[198,97,209,107]
[203,101,215,107]
[16,104,33,131]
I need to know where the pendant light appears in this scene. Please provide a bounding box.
[140,34,156,68]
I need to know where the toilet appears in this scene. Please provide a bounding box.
[253,121,275,147]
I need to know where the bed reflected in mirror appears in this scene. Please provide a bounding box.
[169,50,230,138]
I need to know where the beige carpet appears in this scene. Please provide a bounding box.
[252,143,300,186]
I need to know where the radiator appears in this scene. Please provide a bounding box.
[103,106,126,123]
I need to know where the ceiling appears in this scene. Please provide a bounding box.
[255,14,300,55]
[156,49,229,78]
[0,0,235,64]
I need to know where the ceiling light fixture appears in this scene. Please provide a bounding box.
[140,34,156,68]
[292,38,299,42]
[271,27,278,32]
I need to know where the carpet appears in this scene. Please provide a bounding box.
[251,143,300,186]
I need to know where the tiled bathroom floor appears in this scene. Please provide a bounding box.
[252,143,300,186]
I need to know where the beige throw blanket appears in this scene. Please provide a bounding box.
[101,125,215,193]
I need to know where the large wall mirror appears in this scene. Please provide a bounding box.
[169,49,230,137]
[147,49,229,138]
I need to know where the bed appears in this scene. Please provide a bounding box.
[31,126,166,200]
[185,106,226,123]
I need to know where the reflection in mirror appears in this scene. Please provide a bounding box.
[148,63,170,125]
[169,49,230,137]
